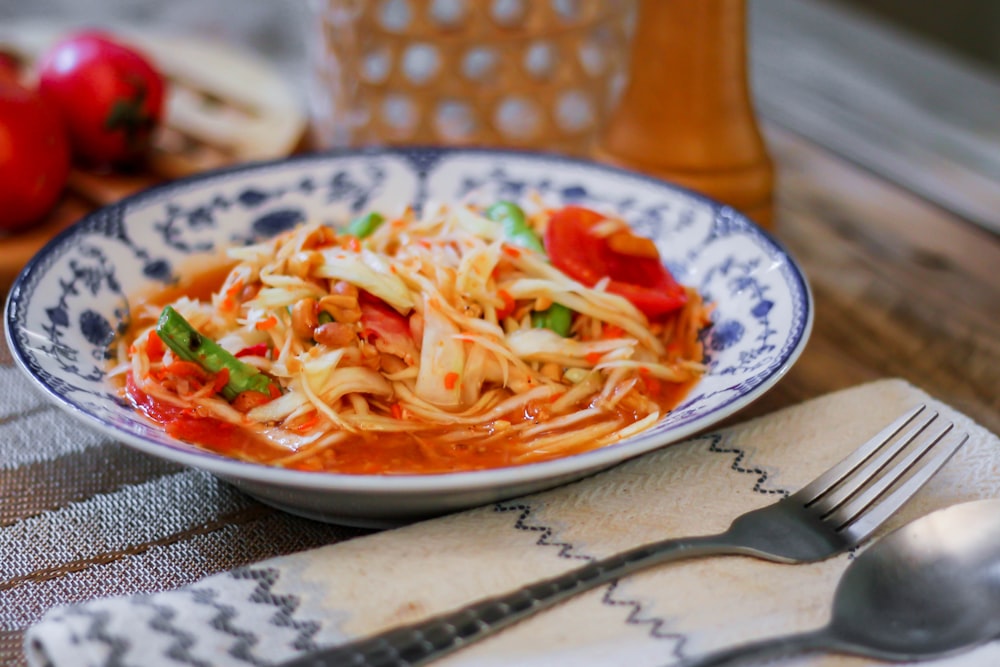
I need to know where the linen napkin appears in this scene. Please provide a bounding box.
[23,378,1000,667]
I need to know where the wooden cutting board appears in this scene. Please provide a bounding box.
[0,24,307,294]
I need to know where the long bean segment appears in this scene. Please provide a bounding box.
[531,303,573,337]
[488,201,575,336]
[344,212,385,239]
[486,201,545,254]
[156,306,274,401]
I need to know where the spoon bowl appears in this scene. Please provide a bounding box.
[683,499,1000,666]
[831,499,1000,660]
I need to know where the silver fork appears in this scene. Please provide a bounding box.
[282,404,968,667]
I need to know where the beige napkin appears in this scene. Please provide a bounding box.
[24,379,1000,667]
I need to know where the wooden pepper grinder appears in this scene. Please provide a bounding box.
[595,0,775,228]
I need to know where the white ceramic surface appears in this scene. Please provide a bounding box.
[5,148,813,527]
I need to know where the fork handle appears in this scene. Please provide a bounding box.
[282,533,732,667]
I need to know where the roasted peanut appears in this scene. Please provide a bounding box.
[239,283,261,302]
[358,339,382,369]
[288,251,323,278]
[533,296,553,311]
[332,280,359,298]
[291,298,319,340]
[301,226,338,250]
[313,321,356,348]
[327,306,363,324]
[319,292,362,324]
[540,362,562,381]
[409,311,424,341]
[320,294,359,310]
[462,301,483,318]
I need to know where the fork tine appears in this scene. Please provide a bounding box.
[793,404,927,505]
[808,408,940,514]
[830,425,967,540]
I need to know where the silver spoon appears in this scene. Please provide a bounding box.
[678,498,1000,666]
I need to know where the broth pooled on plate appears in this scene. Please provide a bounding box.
[114,201,711,474]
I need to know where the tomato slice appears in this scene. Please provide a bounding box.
[543,206,687,319]
[359,293,418,361]
[125,372,185,422]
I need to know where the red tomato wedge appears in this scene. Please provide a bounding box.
[359,294,418,362]
[543,206,687,320]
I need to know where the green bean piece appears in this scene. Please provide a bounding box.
[156,306,275,401]
[318,310,335,325]
[487,201,573,335]
[486,201,545,254]
[531,303,573,337]
[344,212,385,239]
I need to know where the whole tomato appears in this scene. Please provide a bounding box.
[37,31,166,168]
[0,80,70,231]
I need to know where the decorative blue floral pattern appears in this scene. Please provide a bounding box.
[5,147,812,523]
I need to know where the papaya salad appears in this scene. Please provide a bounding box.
[115,201,712,474]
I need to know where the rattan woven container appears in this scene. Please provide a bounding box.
[307,0,637,154]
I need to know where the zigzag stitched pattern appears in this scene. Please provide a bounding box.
[139,595,212,667]
[495,432,794,662]
[226,567,322,658]
[494,502,592,562]
[64,607,132,666]
[706,433,791,498]
[123,567,321,666]
[493,499,689,658]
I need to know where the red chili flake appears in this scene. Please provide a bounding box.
[165,360,209,380]
[146,330,165,361]
[603,324,625,339]
[233,390,271,413]
[502,245,521,258]
[585,352,602,365]
[212,368,231,393]
[292,412,320,432]
[220,279,244,312]
[235,343,270,358]
[444,372,459,390]
[390,403,404,420]
[496,289,516,320]
[255,315,278,331]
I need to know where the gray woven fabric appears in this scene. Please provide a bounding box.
[0,361,366,667]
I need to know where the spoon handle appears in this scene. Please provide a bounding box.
[675,628,838,667]
[281,533,736,667]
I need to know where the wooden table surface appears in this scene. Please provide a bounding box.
[732,125,999,435]
[2,1,999,664]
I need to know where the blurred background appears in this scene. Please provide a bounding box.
[5,0,1000,77]
[0,0,312,89]
[834,0,1000,71]
[5,0,1000,101]
[2,0,999,234]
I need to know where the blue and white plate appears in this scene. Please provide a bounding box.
[4,148,812,527]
